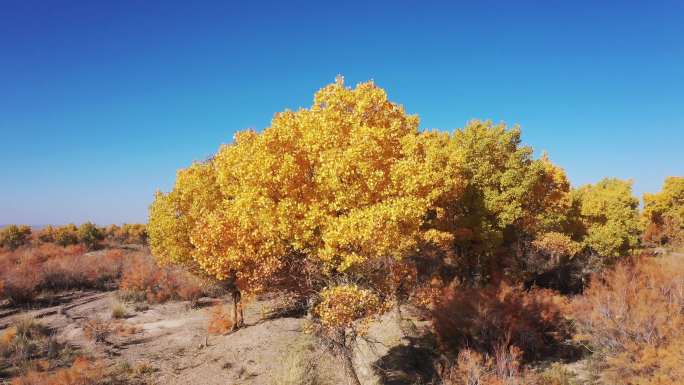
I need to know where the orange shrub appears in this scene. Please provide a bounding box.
[1,260,43,304]
[207,303,233,334]
[11,357,105,385]
[0,244,127,304]
[119,256,204,304]
[429,281,572,361]
[441,344,544,385]
[572,255,684,384]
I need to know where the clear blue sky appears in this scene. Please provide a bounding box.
[1,0,682,225]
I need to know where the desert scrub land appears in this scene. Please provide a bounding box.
[0,244,349,385]
[2,242,683,385]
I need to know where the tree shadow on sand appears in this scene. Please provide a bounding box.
[372,333,445,385]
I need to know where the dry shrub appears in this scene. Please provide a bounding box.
[11,356,105,385]
[0,317,52,374]
[119,256,204,304]
[441,344,543,385]
[0,245,127,304]
[110,301,127,319]
[1,263,43,304]
[430,281,572,361]
[207,304,233,334]
[83,319,112,343]
[572,254,684,384]
[643,215,683,248]
[111,322,140,338]
[41,248,124,291]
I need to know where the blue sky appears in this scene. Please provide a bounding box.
[1,0,682,225]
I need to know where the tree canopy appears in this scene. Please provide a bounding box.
[572,178,641,263]
[148,78,643,332]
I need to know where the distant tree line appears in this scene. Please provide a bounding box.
[0,223,147,251]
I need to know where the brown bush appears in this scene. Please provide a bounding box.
[207,303,233,334]
[83,319,112,343]
[429,281,572,361]
[118,256,204,304]
[571,254,684,384]
[441,344,548,385]
[41,248,125,291]
[643,215,683,248]
[0,245,128,304]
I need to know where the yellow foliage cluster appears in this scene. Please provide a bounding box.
[149,78,472,307]
[532,232,581,262]
[313,285,382,329]
[572,178,641,262]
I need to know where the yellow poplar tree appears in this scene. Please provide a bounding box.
[643,176,684,246]
[148,78,466,383]
[445,121,574,283]
[572,178,641,266]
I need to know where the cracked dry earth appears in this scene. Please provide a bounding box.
[0,292,353,385]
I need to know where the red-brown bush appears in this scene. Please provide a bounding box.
[11,357,105,385]
[429,281,572,361]
[118,256,204,304]
[207,303,233,335]
[571,254,684,384]
[441,344,550,385]
[0,244,127,304]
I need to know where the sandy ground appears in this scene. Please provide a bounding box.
[0,291,370,385]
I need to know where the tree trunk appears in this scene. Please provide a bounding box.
[341,348,362,385]
[394,298,404,336]
[337,329,362,385]
[231,289,243,330]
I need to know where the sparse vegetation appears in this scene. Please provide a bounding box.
[10,357,105,385]
[270,337,319,385]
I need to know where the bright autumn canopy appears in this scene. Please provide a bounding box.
[148,77,593,329]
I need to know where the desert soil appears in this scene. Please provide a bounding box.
[0,287,432,385]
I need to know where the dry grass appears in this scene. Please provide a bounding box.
[0,316,80,380]
[110,301,127,319]
[269,336,319,385]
